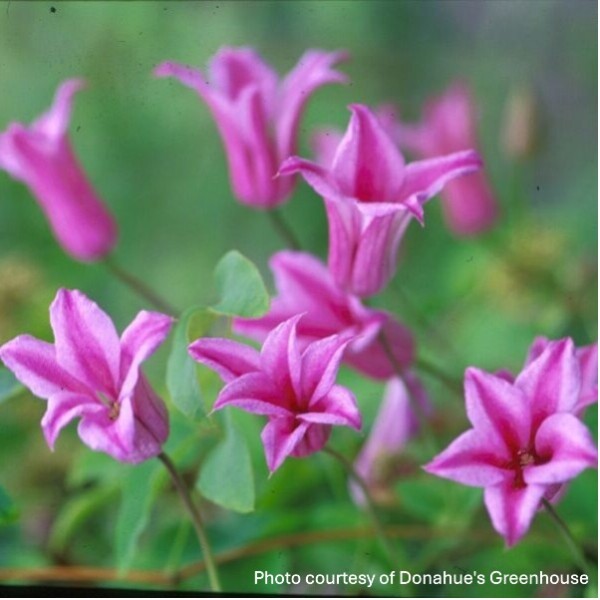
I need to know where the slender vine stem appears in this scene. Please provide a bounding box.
[323,446,397,567]
[103,256,179,316]
[157,452,221,592]
[267,208,301,250]
[542,498,589,574]
[414,357,463,396]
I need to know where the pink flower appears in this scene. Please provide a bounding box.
[189,315,361,473]
[280,104,482,297]
[424,339,597,546]
[0,289,173,463]
[351,374,430,505]
[233,251,415,380]
[0,80,118,261]
[154,48,348,208]
[395,83,499,236]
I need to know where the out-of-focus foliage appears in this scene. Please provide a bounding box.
[0,0,596,596]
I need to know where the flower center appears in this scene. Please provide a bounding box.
[517,449,535,467]
[97,392,120,421]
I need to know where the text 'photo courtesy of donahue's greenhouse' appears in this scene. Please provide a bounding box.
[0,1,597,598]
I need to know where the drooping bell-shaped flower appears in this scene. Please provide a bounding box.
[280,104,482,297]
[233,251,415,380]
[395,83,498,236]
[0,80,118,261]
[189,315,361,473]
[425,338,597,546]
[155,48,348,208]
[0,289,173,463]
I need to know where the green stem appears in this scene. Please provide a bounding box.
[103,257,179,316]
[542,498,589,574]
[267,208,301,250]
[158,453,222,592]
[323,446,397,567]
[414,357,463,396]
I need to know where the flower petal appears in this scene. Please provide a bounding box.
[576,342,598,412]
[515,338,580,424]
[188,337,260,383]
[41,392,103,449]
[261,417,310,473]
[120,311,173,398]
[50,289,121,396]
[484,482,546,547]
[214,372,293,417]
[260,315,303,400]
[32,79,86,140]
[525,413,598,485]
[0,335,86,399]
[424,429,510,487]
[304,383,361,430]
[332,104,405,201]
[465,367,531,453]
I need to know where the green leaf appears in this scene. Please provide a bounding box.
[197,414,255,513]
[115,461,160,572]
[0,486,18,526]
[211,250,269,318]
[0,368,24,404]
[167,306,213,418]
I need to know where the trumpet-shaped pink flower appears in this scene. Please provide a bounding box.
[233,251,415,380]
[154,48,348,208]
[0,80,118,261]
[424,339,597,546]
[395,83,499,236]
[189,315,361,473]
[0,289,173,463]
[280,104,482,297]
[351,374,430,505]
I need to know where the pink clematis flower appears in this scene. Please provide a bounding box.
[0,289,173,463]
[233,251,415,380]
[351,374,430,505]
[189,315,361,473]
[395,82,499,236]
[280,104,482,297]
[0,80,118,261]
[154,47,348,208]
[424,339,597,546]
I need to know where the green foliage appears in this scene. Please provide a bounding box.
[197,413,255,513]
[211,250,270,318]
[0,368,23,404]
[0,486,18,526]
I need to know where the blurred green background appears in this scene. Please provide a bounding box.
[0,0,597,596]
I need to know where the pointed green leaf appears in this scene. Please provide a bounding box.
[211,250,270,318]
[167,306,214,418]
[197,414,255,513]
[0,368,24,404]
[115,461,159,572]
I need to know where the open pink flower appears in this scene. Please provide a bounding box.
[425,339,597,546]
[280,104,482,297]
[395,83,498,236]
[0,80,118,261]
[233,251,415,380]
[351,374,430,505]
[154,48,348,208]
[189,315,361,473]
[0,289,173,463]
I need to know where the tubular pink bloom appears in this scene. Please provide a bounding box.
[0,289,173,463]
[0,80,118,261]
[233,251,415,381]
[351,373,430,505]
[424,339,597,546]
[189,315,361,473]
[280,104,482,297]
[154,48,348,208]
[395,82,499,236]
